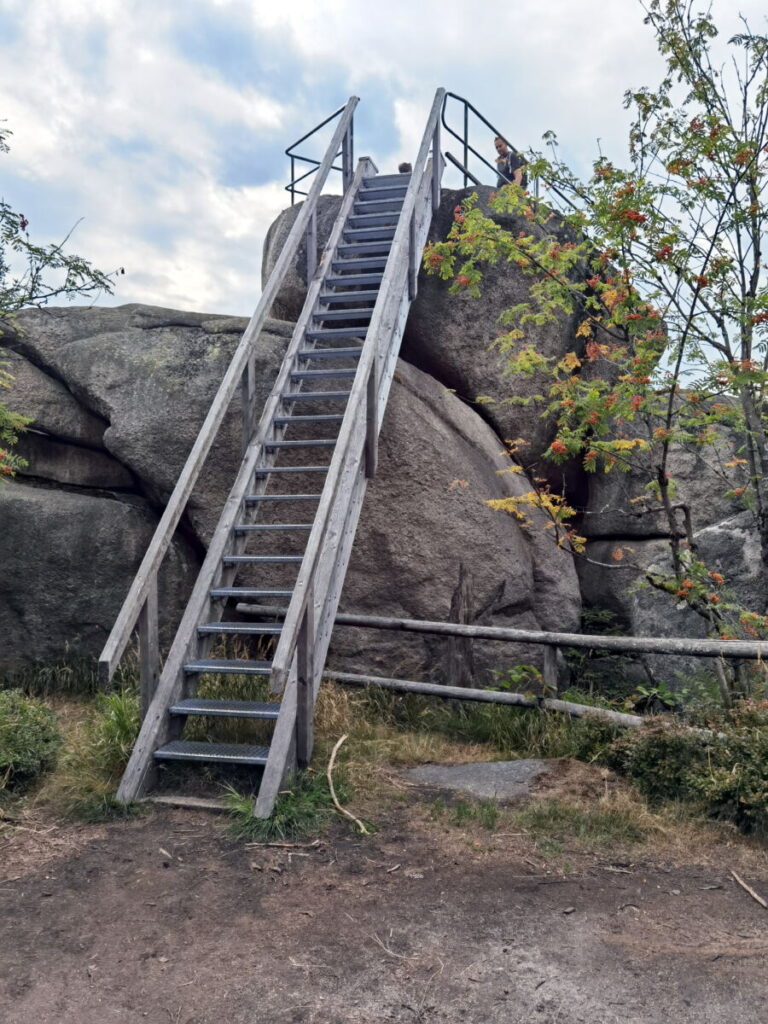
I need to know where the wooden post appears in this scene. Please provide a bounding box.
[542,645,559,695]
[365,365,378,478]
[296,599,315,768]
[138,574,159,719]
[445,562,475,687]
[306,208,317,282]
[241,356,255,453]
[408,211,418,300]
[432,122,441,211]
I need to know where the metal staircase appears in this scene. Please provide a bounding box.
[101,89,445,816]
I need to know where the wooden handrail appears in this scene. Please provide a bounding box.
[98,96,359,685]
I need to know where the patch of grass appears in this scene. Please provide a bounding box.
[224,766,348,842]
[515,796,651,848]
[0,690,62,794]
[427,795,499,831]
[1,654,139,698]
[41,689,141,820]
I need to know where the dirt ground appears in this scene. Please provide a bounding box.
[2,779,768,1024]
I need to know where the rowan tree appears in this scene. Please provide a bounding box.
[0,122,119,477]
[424,0,768,689]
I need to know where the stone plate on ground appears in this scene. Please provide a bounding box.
[405,760,549,801]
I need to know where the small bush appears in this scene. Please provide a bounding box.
[605,722,714,803]
[692,727,768,834]
[0,690,62,793]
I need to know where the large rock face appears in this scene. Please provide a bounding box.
[401,186,585,462]
[1,302,580,682]
[0,481,198,670]
[261,195,342,321]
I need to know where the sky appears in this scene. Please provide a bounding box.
[1,0,765,317]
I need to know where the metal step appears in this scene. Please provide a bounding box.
[319,289,380,304]
[233,523,312,533]
[198,621,284,635]
[298,345,362,357]
[357,185,407,199]
[210,587,294,599]
[343,226,396,240]
[244,493,322,503]
[184,657,272,676]
[254,464,329,474]
[366,173,411,186]
[169,698,280,720]
[348,213,399,228]
[305,327,368,340]
[311,309,372,322]
[264,438,336,448]
[331,257,387,272]
[354,198,404,213]
[281,390,351,401]
[324,273,383,288]
[337,241,393,256]
[290,368,356,380]
[154,740,269,766]
[222,554,304,563]
[273,414,344,425]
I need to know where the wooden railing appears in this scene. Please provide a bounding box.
[252,87,447,816]
[98,97,359,705]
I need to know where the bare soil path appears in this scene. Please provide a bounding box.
[2,800,767,1024]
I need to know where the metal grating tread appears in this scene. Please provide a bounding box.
[222,554,303,563]
[319,289,380,304]
[264,438,337,448]
[331,257,388,271]
[290,368,357,380]
[324,273,383,287]
[281,390,351,400]
[233,523,313,532]
[298,345,362,357]
[305,327,367,339]
[210,587,294,599]
[274,414,345,424]
[198,621,284,635]
[170,698,280,719]
[311,309,372,322]
[254,464,329,474]
[245,493,322,502]
[183,658,272,676]
[154,740,270,765]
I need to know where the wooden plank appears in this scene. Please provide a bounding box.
[365,365,378,477]
[138,573,159,718]
[116,157,376,805]
[542,645,559,695]
[324,671,646,727]
[306,610,768,661]
[98,96,360,686]
[296,598,315,768]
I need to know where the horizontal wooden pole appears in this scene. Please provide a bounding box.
[236,603,768,661]
[324,670,645,727]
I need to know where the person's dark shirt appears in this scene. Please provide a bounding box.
[496,150,527,188]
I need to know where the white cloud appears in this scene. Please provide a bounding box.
[2,0,766,315]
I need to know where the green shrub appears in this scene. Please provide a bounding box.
[692,727,768,835]
[606,722,716,803]
[0,689,62,792]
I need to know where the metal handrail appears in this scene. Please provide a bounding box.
[441,90,526,189]
[99,96,359,696]
[285,103,354,204]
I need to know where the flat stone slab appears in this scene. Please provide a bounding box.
[406,760,549,801]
